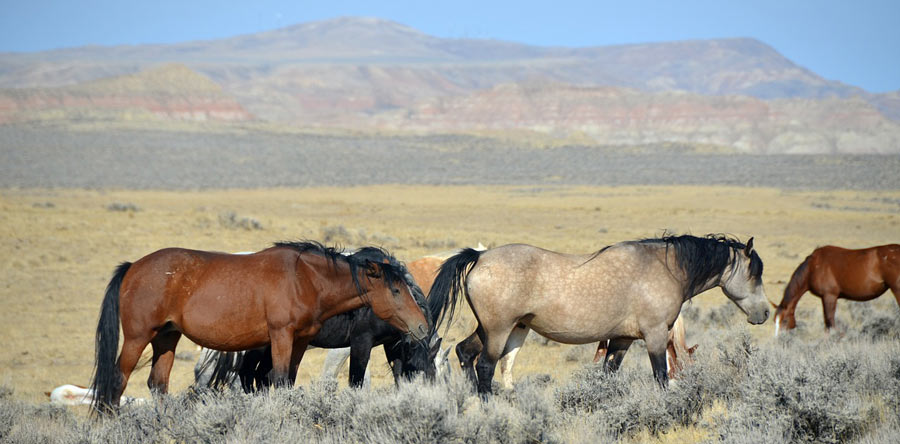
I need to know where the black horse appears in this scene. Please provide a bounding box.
[195,247,443,390]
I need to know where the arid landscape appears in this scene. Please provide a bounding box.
[1,14,900,444]
[1,181,899,442]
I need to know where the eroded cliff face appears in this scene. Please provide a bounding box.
[0,64,253,124]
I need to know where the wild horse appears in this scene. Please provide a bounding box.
[428,234,769,394]
[91,242,429,413]
[195,247,441,390]
[774,244,900,335]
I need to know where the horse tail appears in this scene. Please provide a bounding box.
[194,348,245,390]
[427,248,482,332]
[90,261,131,414]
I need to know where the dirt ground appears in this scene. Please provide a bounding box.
[1,185,898,405]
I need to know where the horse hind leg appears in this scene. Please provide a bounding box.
[148,330,182,395]
[115,335,152,405]
[498,324,529,390]
[603,338,633,373]
[455,329,483,387]
[474,324,518,396]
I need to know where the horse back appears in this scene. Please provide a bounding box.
[810,245,895,298]
[120,247,302,346]
[466,243,676,342]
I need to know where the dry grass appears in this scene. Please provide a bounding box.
[0,184,898,413]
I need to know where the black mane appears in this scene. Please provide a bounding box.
[638,234,763,299]
[349,247,430,325]
[273,241,412,299]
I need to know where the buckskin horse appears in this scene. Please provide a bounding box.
[454,313,697,390]
[90,241,429,413]
[428,234,769,394]
[773,244,900,335]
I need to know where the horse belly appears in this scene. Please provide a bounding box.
[179,289,271,351]
[525,308,637,345]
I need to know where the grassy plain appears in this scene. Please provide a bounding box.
[1,184,898,410]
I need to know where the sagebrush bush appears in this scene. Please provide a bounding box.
[2,310,899,443]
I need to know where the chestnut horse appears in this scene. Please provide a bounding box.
[429,235,769,394]
[774,244,900,335]
[90,242,429,413]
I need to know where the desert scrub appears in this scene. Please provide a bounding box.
[1,325,899,443]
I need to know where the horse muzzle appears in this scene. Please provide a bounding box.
[409,323,429,342]
[747,307,770,325]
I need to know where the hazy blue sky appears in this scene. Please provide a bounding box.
[1,0,897,92]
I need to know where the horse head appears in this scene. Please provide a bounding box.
[351,248,430,342]
[721,237,770,325]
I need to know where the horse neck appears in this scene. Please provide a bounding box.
[300,254,372,321]
[666,248,726,302]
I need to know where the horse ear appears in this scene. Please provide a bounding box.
[745,237,754,255]
[364,262,382,278]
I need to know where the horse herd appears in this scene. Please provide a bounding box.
[83,236,899,414]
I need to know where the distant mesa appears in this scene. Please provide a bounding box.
[0,17,897,153]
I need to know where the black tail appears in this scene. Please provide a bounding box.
[193,348,246,391]
[90,262,130,414]
[780,255,811,311]
[427,248,482,333]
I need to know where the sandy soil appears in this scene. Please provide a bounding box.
[1,185,898,405]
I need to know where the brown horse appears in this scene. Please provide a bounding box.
[774,244,900,335]
[90,242,429,413]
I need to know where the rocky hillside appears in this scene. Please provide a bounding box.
[0,17,897,153]
[364,83,900,154]
[0,64,253,124]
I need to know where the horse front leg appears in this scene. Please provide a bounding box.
[349,336,375,387]
[822,293,838,332]
[268,329,296,388]
[644,327,669,388]
[287,338,311,385]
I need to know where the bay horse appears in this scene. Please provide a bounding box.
[194,247,442,390]
[90,242,429,413]
[428,234,769,394]
[773,244,900,335]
